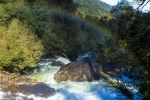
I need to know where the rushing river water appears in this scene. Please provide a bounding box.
[0,57,143,100]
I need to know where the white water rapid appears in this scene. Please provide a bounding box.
[0,57,143,100]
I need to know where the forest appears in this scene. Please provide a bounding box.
[0,0,150,99]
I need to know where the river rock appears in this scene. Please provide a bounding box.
[54,60,103,83]
[17,83,55,97]
[0,71,56,97]
[51,60,65,67]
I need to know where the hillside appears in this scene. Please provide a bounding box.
[74,0,112,18]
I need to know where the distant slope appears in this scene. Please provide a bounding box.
[74,0,112,18]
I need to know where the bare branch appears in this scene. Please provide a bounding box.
[140,0,150,10]
[137,0,146,9]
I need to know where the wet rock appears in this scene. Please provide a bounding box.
[51,60,65,67]
[0,71,56,97]
[54,60,103,83]
[17,83,55,97]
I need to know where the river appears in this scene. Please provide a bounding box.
[0,57,143,100]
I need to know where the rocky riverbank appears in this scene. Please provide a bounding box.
[0,71,56,98]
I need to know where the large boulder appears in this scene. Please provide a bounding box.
[54,60,103,83]
[0,71,56,97]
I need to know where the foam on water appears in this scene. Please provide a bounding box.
[55,57,71,64]
[0,91,5,98]
[0,57,143,100]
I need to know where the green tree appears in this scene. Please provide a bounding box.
[0,19,43,72]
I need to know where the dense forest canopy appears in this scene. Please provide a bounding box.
[0,0,150,99]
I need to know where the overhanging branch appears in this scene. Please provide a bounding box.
[137,0,150,10]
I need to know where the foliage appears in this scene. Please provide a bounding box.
[0,19,43,72]
[47,0,77,12]
[111,1,150,98]
[25,0,77,13]
[1,0,114,61]
[132,12,150,99]
[74,0,111,18]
